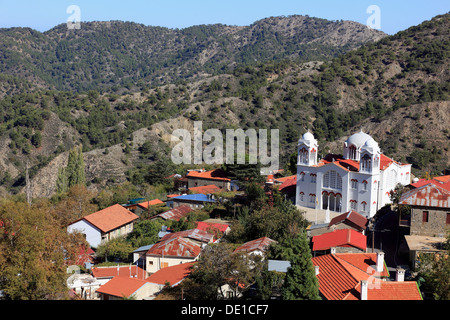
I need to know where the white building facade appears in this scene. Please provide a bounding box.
[296,131,411,218]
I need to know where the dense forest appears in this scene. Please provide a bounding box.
[0,13,448,197]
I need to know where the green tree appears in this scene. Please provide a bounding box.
[278,231,321,300]
[95,237,134,262]
[56,146,86,194]
[0,199,87,300]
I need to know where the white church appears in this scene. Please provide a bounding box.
[295,130,411,219]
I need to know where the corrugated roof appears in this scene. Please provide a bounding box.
[399,183,450,208]
[160,228,214,243]
[312,229,367,251]
[153,205,193,221]
[172,194,217,202]
[234,237,277,253]
[91,265,146,279]
[79,204,139,233]
[146,237,202,258]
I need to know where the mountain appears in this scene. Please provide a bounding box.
[0,13,448,198]
[0,15,385,92]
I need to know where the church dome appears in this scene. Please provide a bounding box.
[345,130,372,149]
[364,137,378,148]
[302,131,315,141]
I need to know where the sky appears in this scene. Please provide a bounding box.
[0,0,448,35]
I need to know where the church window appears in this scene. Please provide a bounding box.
[349,145,357,160]
[299,148,308,164]
[323,171,342,190]
[310,174,316,183]
[362,180,368,191]
[361,202,367,212]
[361,154,372,172]
[351,179,358,189]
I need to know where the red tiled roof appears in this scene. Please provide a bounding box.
[314,153,405,172]
[234,237,277,253]
[153,205,193,221]
[187,169,231,181]
[147,262,195,286]
[399,183,450,208]
[312,229,367,251]
[345,281,422,300]
[410,178,441,189]
[92,265,146,279]
[433,175,450,184]
[80,204,139,233]
[74,246,95,266]
[328,210,368,230]
[96,276,149,298]
[137,199,165,209]
[312,253,393,300]
[188,184,221,194]
[279,176,297,191]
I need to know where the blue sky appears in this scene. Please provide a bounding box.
[0,0,448,35]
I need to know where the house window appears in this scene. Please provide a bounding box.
[422,211,429,223]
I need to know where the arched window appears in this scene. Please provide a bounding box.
[299,148,308,164]
[323,170,342,190]
[361,154,372,172]
[349,145,357,160]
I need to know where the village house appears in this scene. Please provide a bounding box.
[312,252,422,300]
[66,204,139,248]
[134,199,166,215]
[188,184,221,195]
[91,265,148,285]
[187,168,231,191]
[195,221,231,242]
[145,229,214,274]
[398,182,450,270]
[96,262,194,300]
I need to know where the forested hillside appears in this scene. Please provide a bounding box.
[0,15,385,92]
[0,13,448,198]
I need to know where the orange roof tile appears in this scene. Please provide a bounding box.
[81,204,139,233]
[147,262,195,286]
[187,169,231,181]
[188,184,221,194]
[137,199,165,209]
[433,175,450,183]
[312,253,392,300]
[345,281,422,300]
[96,276,149,298]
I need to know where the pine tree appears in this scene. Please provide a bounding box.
[281,231,321,300]
[56,145,86,194]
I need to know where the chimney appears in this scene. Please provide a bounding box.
[376,251,385,273]
[396,267,405,282]
[315,266,320,276]
[330,247,336,254]
[360,280,368,300]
